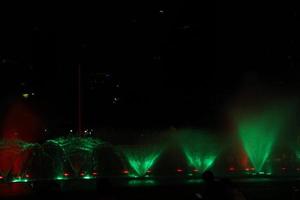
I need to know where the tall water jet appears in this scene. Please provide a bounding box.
[1,102,43,142]
[235,103,292,173]
[117,145,162,177]
[45,136,105,179]
[178,129,221,173]
[0,140,38,182]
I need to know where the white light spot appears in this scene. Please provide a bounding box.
[22,93,30,99]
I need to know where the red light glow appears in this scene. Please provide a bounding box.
[123,170,129,174]
[229,167,235,172]
[176,169,183,173]
[92,172,98,176]
[63,172,69,177]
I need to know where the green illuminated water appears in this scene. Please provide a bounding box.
[0,139,38,150]
[179,130,221,172]
[296,151,300,159]
[0,140,38,179]
[45,137,105,177]
[118,145,162,177]
[128,179,157,186]
[237,105,291,172]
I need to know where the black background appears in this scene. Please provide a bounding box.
[0,2,298,132]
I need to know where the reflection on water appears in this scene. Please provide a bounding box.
[128,179,157,186]
[185,179,203,184]
[0,183,32,197]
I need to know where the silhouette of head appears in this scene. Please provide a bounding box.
[202,170,215,182]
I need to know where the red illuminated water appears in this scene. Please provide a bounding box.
[0,101,42,178]
[1,101,43,142]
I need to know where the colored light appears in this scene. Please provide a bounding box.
[55,176,64,180]
[237,105,290,172]
[45,137,105,179]
[92,172,98,176]
[176,169,183,173]
[129,174,139,178]
[180,130,220,172]
[119,146,162,177]
[123,170,129,174]
[22,93,30,98]
[147,170,152,173]
[12,177,29,183]
[64,172,69,176]
[193,169,199,172]
[83,175,93,180]
[229,167,235,171]
[128,180,156,186]
[0,176,3,179]
[245,168,250,171]
[80,172,85,176]
[25,174,30,178]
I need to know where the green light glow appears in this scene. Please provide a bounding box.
[12,178,29,183]
[128,179,156,186]
[0,139,39,150]
[179,130,221,172]
[118,145,162,177]
[55,176,65,180]
[186,179,203,184]
[236,104,291,172]
[44,137,105,177]
[239,122,276,172]
[47,137,105,152]
[296,151,300,159]
[82,175,93,179]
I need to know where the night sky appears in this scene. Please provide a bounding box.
[0,2,299,132]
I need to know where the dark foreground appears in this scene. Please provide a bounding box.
[1,177,300,200]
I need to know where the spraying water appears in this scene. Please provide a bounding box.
[178,129,221,173]
[117,145,162,177]
[45,136,105,178]
[0,140,38,182]
[235,103,293,172]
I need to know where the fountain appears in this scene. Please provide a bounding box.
[236,104,292,173]
[117,145,162,177]
[44,136,105,179]
[0,140,38,182]
[178,129,221,173]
